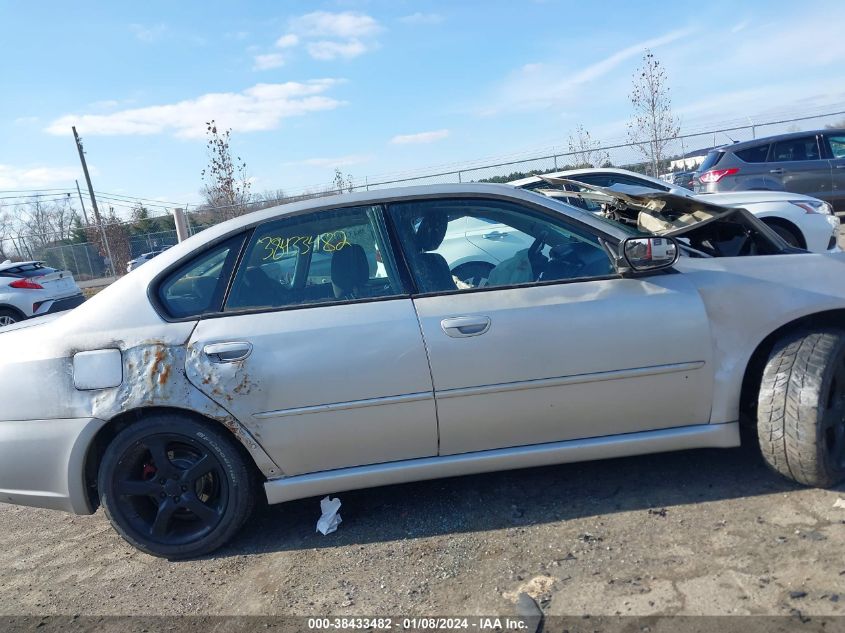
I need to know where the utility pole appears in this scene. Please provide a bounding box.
[74,180,90,225]
[72,126,115,276]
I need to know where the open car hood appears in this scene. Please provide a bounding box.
[535,176,739,237]
[533,176,794,258]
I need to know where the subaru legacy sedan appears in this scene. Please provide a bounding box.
[1,183,845,559]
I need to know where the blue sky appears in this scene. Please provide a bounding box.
[2,0,845,211]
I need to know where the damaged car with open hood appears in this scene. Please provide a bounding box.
[1,182,844,558]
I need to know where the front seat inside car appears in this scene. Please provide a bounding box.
[412,214,457,293]
[331,244,369,299]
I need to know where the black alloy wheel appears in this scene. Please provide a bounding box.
[99,415,256,558]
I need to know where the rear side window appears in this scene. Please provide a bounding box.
[698,150,724,172]
[734,145,769,163]
[225,205,404,312]
[827,135,845,159]
[771,136,821,162]
[157,237,241,319]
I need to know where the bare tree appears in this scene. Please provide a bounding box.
[201,120,252,219]
[253,188,287,211]
[333,168,354,194]
[567,125,610,169]
[0,206,15,260]
[85,208,131,275]
[627,50,680,177]
[16,197,78,251]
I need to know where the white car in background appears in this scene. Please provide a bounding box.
[0,260,85,327]
[510,168,841,253]
[127,248,171,273]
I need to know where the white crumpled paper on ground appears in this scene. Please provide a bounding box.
[316,496,343,535]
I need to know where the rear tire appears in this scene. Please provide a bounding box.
[757,330,845,487]
[98,413,256,559]
[0,308,21,328]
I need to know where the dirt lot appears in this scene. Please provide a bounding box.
[0,438,843,618]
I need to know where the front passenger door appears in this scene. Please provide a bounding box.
[388,197,715,456]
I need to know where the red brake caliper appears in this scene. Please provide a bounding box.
[142,463,157,479]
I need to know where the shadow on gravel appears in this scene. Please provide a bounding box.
[213,435,812,559]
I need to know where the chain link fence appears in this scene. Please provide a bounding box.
[3,107,844,283]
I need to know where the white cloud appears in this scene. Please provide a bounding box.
[484,28,692,114]
[13,116,39,125]
[275,33,299,48]
[399,12,443,25]
[307,39,367,61]
[130,23,167,42]
[253,53,285,70]
[289,11,381,39]
[277,11,382,61]
[287,154,372,168]
[390,129,450,145]
[0,165,81,189]
[45,80,346,139]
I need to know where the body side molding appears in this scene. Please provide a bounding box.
[264,421,739,505]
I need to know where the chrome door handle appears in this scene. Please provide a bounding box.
[769,168,784,174]
[482,231,506,240]
[441,316,491,338]
[836,165,845,169]
[203,342,253,363]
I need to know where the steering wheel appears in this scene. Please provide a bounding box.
[527,231,549,280]
[528,232,547,260]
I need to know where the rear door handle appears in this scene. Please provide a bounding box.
[203,342,253,363]
[836,165,845,169]
[441,316,491,338]
[769,168,784,174]
[482,231,507,240]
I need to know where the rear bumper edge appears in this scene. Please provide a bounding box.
[0,416,107,515]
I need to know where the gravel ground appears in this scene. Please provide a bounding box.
[0,439,843,617]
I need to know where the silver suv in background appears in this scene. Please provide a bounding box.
[695,129,845,210]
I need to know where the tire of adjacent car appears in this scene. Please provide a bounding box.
[0,308,21,327]
[98,413,256,559]
[762,220,804,249]
[757,329,845,487]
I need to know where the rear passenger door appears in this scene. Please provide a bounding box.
[183,205,438,475]
[768,135,832,199]
[823,133,845,211]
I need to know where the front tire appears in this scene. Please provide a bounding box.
[758,330,845,487]
[98,414,256,559]
[763,221,804,249]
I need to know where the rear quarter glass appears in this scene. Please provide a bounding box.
[698,151,724,172]
[735,145,770,163]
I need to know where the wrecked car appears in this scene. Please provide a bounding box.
[511,167,841,253]
[1,182,845,558]
[529,175,801,258]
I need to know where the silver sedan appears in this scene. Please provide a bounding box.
[1,183,845,558]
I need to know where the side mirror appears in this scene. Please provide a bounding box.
[620,236,679,272]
